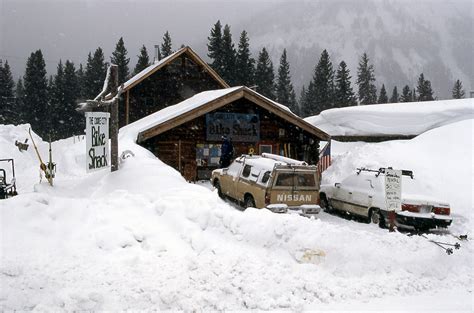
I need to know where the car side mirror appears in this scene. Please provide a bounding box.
[335,182,341,188]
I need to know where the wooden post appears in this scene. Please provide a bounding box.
[125,90,130,125]
[77,64,121,173]
[109,65,119,172]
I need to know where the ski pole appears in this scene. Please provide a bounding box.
[420,234,454,255]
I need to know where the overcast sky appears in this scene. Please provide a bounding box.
[1,0,286,79]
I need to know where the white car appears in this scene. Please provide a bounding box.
[319,168,452,230]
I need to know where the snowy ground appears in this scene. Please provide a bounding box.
[0,122,473,311]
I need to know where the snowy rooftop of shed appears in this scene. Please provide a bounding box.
[305,98,474,137]
[120,86,329,143]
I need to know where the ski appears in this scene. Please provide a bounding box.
[28,128,54,186]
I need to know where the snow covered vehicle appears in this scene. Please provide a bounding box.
[211,153,321,215]
[319,168,452,230]
[0,159,18,199]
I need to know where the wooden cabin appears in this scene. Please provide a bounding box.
[115,46,229,127]
[124,86,330,181]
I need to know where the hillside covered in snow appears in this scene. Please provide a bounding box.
[240,0,473,98]
[0,121,473,311]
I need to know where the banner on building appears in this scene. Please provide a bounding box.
[85,112,110,172]
[385,168,402,211]
[206,112,260,142]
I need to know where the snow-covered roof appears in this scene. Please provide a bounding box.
[305,98,474,137]
[117,46,229,95]
[120,87,241,142]
[119,86,330,143]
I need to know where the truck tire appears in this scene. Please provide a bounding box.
[244,195,256,209]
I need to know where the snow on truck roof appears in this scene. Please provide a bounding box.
[305,98,474,137]
[240,154,312,172]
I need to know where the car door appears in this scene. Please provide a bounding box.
[350,178,374,217]
[220,160,243,199]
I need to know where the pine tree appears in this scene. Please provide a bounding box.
[49,61,65,139]
[134,45,150,75]
[390,86,399,103]
[62,60,81,137]
[220,24,236,86]
[15,78,25,123]
[23,50,49,137]
[452,79,465,99]
[416,73,434,101]
[207,20,224,74]
[334,60,357,107]
[303,81,317,116]
[356,52,377,105]
[254,47,275,99]
[378,84,388,103]
[306,49,335,114]
[110,37,130,84]
[76,63,85,100]
[235,30,255,86]
[400,85,412,102]
[299,85,308,116]
[0,60,16,124]
[161,31,173,58]
[84,47,107,99]
[276,49,298,113]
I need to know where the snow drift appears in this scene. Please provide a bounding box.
[0,123,472,311]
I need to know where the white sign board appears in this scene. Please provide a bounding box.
[85,112,110,172]
[385,169,402,211]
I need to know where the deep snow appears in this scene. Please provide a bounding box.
[0,122,473,311]
[305,98,474,137]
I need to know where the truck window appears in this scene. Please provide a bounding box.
[275,173,294,186]
[261,171,271,184]
[241,165,251,178]
[295,173,316,187]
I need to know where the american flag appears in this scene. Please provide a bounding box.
[317,141,331,174]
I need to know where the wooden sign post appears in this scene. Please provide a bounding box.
[78,64,122,172]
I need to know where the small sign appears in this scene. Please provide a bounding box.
[206,112,260,142]
[385,169,402,211]
[85,112,110,172]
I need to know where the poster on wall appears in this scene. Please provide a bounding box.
[85,112,110,172]
[196,144,221,166]
[206,112,260,142]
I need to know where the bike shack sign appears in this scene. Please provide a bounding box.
[385,169,402,211]
[86,112,110,172]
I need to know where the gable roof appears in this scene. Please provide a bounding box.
[120,46,229,93]
[120,86,330,143]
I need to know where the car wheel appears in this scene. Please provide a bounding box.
[244,195,256,209]
[215,181,224,199]
[369,208,380,225]
[320,196,332,212]
[378,212,387,229]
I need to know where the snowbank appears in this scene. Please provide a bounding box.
[324,119,474,234]
[305,98,474,137]
[1,124,473,311]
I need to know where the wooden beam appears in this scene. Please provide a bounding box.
[125,90,130,125]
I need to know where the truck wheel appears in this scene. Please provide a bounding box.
[244,195,256,209]
[215,181,224,199]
